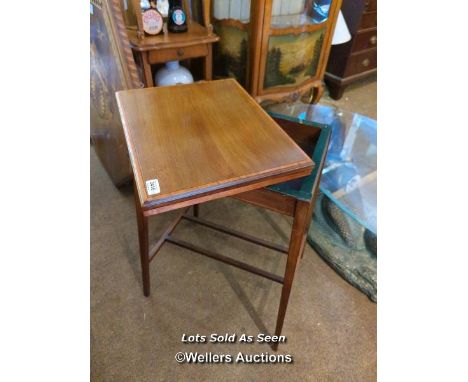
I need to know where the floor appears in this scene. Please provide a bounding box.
[91,77,377,381]
[321,75,377,120]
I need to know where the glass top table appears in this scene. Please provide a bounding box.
[267,102,377,235]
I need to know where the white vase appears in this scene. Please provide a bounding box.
[154,61,194,87]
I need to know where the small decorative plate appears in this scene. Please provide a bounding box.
[142,9,163,35]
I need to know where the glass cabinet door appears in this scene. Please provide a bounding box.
[211,0,339,98]
[263,0,334,91]
[270,0,332,28]
[212,0,252,87]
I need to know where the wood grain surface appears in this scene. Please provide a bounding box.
[116,79,313,213]
[128,22,219,51]
[90,0,143,186]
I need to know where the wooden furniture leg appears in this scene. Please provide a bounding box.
[193,204,199,217]
[325,79,346,100]
[141,51,154,87]
[134,184,150,296]
[310,82,325,104]
[203,45,213,80]
[273,200,310,350]
[300,164,325,260]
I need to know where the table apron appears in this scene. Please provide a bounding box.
[142,166,312,217]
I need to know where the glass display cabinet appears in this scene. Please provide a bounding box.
[212,0,342,104]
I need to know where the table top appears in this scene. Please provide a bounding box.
[267,102,377,234]
[128,22,219,52]
[117,79,313,214]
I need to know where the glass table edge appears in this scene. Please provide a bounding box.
[266,111,332,201]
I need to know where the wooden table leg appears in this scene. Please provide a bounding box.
[134,184,150,296]
[301,168,325,260]
[141,51,154,87]
[273,199,310,350]
[203,45,213,81]
[193,204,199,217]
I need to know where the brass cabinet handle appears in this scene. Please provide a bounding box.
[362,58,370,67]
[369,35,377,45]
[177,48,184,57]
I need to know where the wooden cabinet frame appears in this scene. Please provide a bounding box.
[90,0,143,186]
[213,0,342,104]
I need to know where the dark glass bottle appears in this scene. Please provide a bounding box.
[168,0,187,33]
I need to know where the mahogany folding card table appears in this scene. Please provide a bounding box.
[116,79,329,349]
